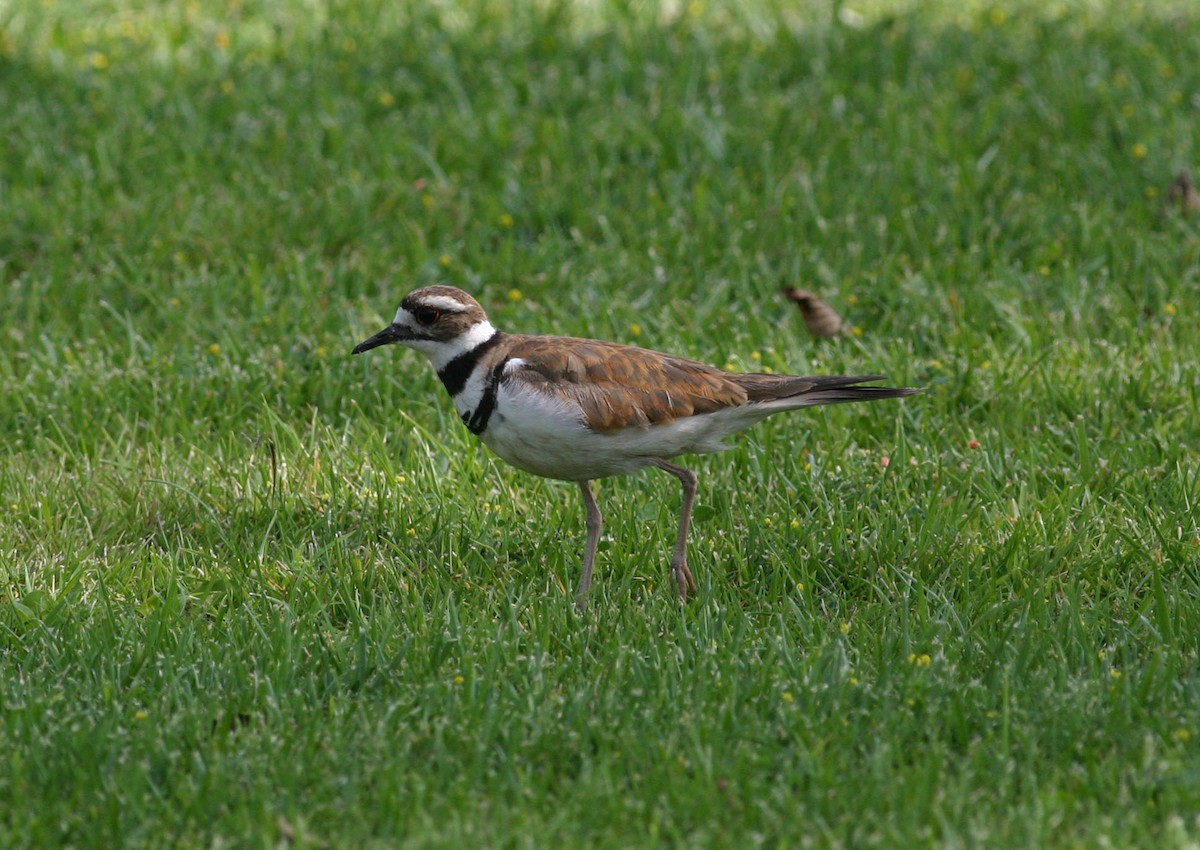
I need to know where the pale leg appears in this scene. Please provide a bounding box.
[649,459,698,599]
[575,479,602,609]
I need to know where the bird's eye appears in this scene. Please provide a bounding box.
[413,306,441,326]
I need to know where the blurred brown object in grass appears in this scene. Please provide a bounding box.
[1166,170,1200,215]
[781,287,846,338]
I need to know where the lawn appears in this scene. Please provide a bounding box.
[2,0,1200,846]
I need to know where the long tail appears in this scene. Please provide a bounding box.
[735,374,921,408]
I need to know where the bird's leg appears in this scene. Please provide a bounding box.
[649,459,699,600]
[575,479,602,610]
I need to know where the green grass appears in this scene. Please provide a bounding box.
[3,0,1200,846]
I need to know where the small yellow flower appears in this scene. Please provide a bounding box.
[207,343,221,356]
[169,297,181,308]
[723,362,736,371]
[405,527,416,536]
[789,518,800,529]
[89,52,109,70]
[1174,728,1191,742]
[453,675,465,685]
[628,323,642,337]
[1039,265,1051,276]
[214,31,231,50]
[750,351,761,362]
[1163,303,1177,316]
[850,326,863,338]
[505,289,523,303]
[839,621,851,635]
[1131,142,1147,159]
[687,0,704,18]
[1109,669,1122,680]
[1146,186,1159,199]
[421,193,435,209]
[763,517,773,527]
[315,345,327,358]
[1097,650,1107,660]
[438,254,452,268]
[220,80,235,94]
[498,213,514,228]
[988,7,1007,26]
[795,582,805,592]
[133,710,148,721]
[378,92,395,107]
[908,653,932,667]
[846,293,859,306]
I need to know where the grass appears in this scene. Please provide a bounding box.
[3,0,1200,846]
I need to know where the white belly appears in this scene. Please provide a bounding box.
[478,380,769,481]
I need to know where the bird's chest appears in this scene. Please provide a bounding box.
[470,381,605,479]
[448,369,721,481]
[443,363,503,437]
[472,376,715,481]
[449,371,487,422]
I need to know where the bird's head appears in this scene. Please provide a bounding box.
[353,285,496,369]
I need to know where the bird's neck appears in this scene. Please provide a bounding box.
[435,328,503,398]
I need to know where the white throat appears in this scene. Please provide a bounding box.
[419,319,497,371]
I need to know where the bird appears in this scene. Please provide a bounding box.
[781,286,847,338]
[353,285,918,607]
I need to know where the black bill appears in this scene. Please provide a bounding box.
[352,324,407,355]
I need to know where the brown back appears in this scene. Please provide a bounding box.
[505,336,751,432]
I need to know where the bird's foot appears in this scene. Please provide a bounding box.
[673,560,697,600]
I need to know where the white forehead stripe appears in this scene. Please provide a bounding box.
[392,295,473,324]
[421,295,473,312]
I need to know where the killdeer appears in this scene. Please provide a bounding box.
[353,285,917,606]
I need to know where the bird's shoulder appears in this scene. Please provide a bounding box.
[498,334,748,432]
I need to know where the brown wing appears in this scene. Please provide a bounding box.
[504,335,749,432]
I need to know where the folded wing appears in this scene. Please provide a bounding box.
[504,336,749,432]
